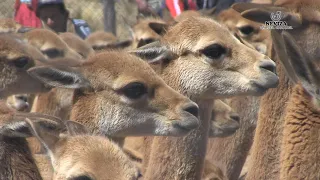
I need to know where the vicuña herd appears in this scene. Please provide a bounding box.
[0,0,319,179]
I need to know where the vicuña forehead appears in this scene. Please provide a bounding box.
[83,51,160,79]
[24,29,68,48]
[0,35,28,59]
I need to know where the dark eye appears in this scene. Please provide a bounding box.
[120,82,148,99]
[144,38,155,45]
[13,57,30,68]
[316,89,320,95]
[70,175,92,180]
[92,45,104,51]
[137,38,156,48]
[41,48,63,59]
[200,44,226,60]
[238,25,254,35]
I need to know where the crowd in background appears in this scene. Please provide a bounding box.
[14,0,251,39]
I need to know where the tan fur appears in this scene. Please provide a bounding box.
[233,1,320,179]
[0,34,49,98]
[174,10,202,22]
[23,29,82,60]
[205,7,272,179]
[85,31,118,48]
[69,51,199,142]
[124,98,238,178]
[217,8,271,55]
[133,16,278,180]
[0,101,42,179]
[202,159,228,180]
[0,101,63,180]
[28,30,86,154]
[131,17,168,48]
[280,85,320,179]
[0,18,23,33]
[209,99,240,137]
[59,32,95,58]
[275,25,320,179]
[28,121,140,180]
[6,94,31,112]
[85,31,132,52]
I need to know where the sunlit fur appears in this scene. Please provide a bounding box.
[69,51,199,137]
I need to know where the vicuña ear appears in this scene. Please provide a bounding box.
[130,41,177,64]
[65,120,89,136]
[0,113,62,138]
[25,117,63,152]
[148,22,169,36]
[281,31,319,86]
[270,30,298,83]
[27,66,92,90]
[232,3,302,27]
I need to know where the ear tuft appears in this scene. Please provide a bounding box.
[0,120,33,138]
[148,22,169,36]
[27,66,92,90]
[24,117,62,151]
[130,41,177,64]
[65,120,89,136]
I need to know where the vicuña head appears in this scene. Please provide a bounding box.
[28,120,141,180]
[28,51,199,137]
[0,34,49,98]
[132,17,279,99]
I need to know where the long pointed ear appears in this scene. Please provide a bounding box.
[270,30,298,83]
[281,31,319,86]
[27,66,92,90]
[130,41,177,64]
[65,120,89,136]
[148,22,169,36]
[25,117,63,151]
[0,113,62,138]
[232,3,302,27]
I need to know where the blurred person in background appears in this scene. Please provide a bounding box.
[165,0,197,18]
[197,0,252,14]
[36,0,91,39]
[14,0,42,28]
[136,0,166,17]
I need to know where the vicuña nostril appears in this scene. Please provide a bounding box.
[259,60,276,74]
[183,104,199,117]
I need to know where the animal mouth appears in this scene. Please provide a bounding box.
[171,119,199,132]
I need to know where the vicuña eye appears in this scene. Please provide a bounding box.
[239,25,254,36]
[121,82,148,99]
[70,175,92,180]
[201,44,226,60]
[42,48,63,59]
[13,57,30,68]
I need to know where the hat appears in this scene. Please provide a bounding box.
[38,0,64,6]
[36,0,67,16]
